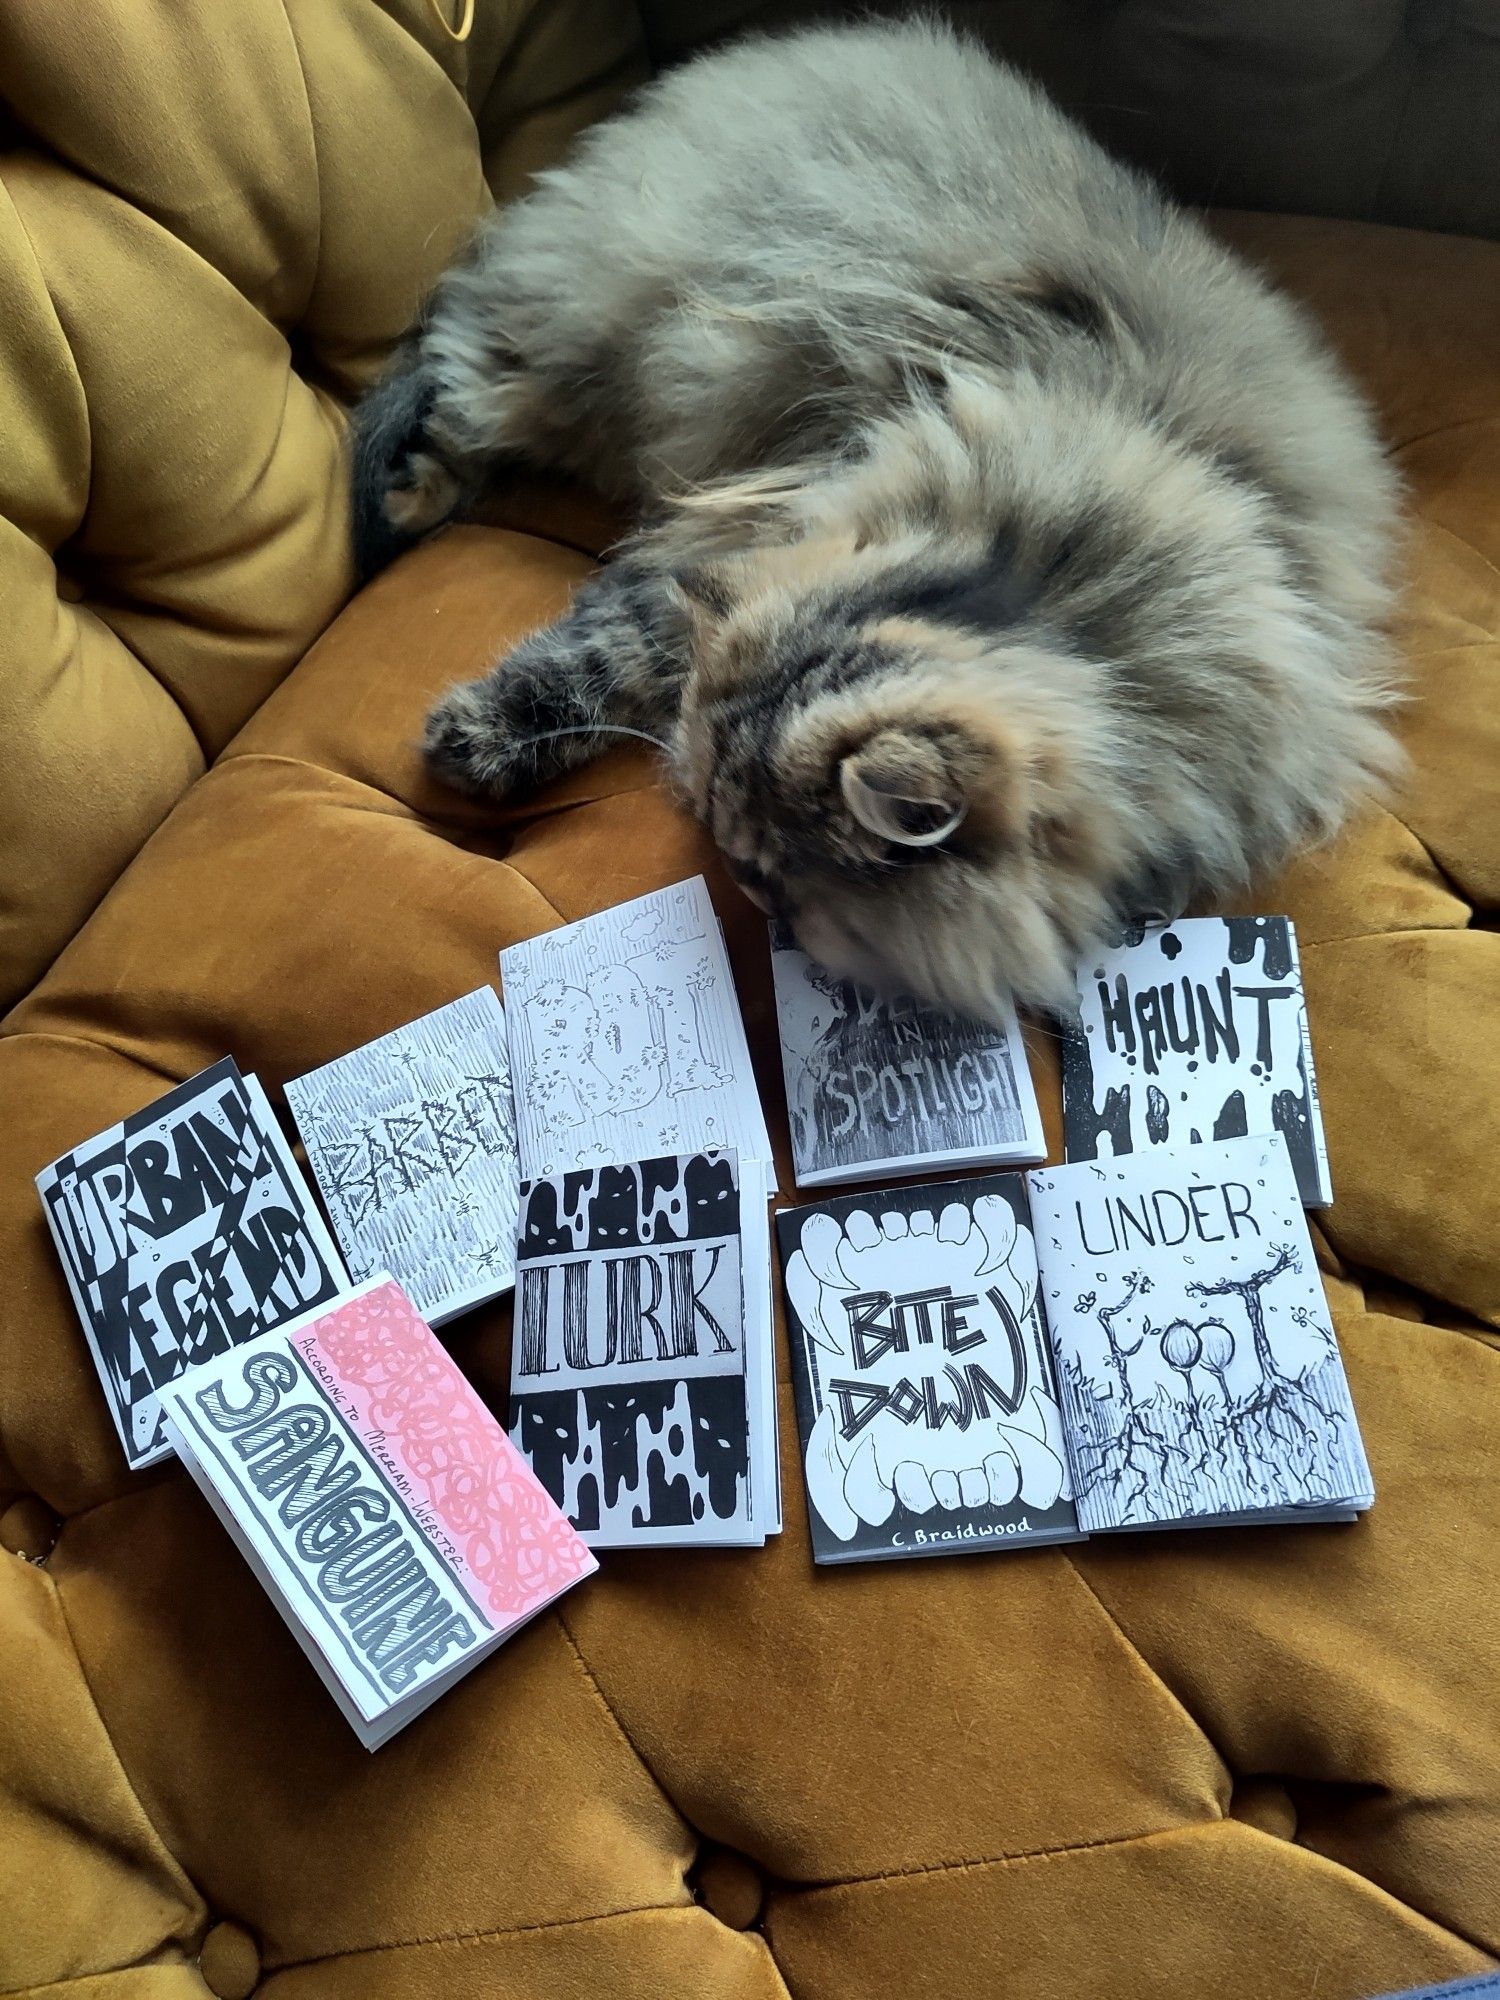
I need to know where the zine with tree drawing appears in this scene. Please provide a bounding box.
[1028,1136,1372,1534]
[777,1176,1081,1563]
[36,1060,346,1469]
[1061,917,1331,1206]
[769,923,1044,1186]
[499,877,773,1181]
[286,988,520,1324]
[510,1148,770,1547]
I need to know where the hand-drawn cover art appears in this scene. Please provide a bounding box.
[1061,917,1331,1207]
[777,1176,1080,1564]
[163,1276,595,1747]
[37,1061,346,1469]
[286,988,520,1324]
[499,877,773,1181]
[510,1149,758,1546]
[769,923,1044,1186]
[1028,1136,1373,1535]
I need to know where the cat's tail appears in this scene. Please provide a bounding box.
[348,336,470,582]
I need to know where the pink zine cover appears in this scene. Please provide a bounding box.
[290,1278,596,1626]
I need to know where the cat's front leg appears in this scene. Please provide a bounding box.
[423,561,690,801]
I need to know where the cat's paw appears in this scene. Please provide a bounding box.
[350,348,465,581]
[423,677,530,799]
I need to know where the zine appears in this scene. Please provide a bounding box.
[778,1134,1371,1563]
[498,876,773,1181]
[36,1059,346,1469]
[769,922,1044,1186]
[286,988,519,1324]
[163,1275,596,1748]
[1061,916,1331,1206]
[510,1147,772,1546]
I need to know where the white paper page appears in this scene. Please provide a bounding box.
[499,877,772,1180]
[242,1076,350,1292]
[777,1175,1082,1563]
[1028,1134,1372,1535]
[285,988,519,1323]
[35,1122,151,1468]
[169,1419,387,1743]
[510,1148,761,1546]
[739,1157,781,1534]
[163,1336,495,1725]
[1061,916,1332,1207]
[769,924,1043,1187]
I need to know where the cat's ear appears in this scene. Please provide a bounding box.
[838,728,968,848]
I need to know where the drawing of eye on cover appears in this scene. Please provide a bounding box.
[769,923,1044,1187]
[500,878,773,1181]
[509,1147,772,1548]
[1028,1137,1372,1534]
[1061,916,1332,1207]
[777,1176,1081,1563]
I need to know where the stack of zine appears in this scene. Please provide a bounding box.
[162,1277,596,1749]
[778,1134,1373,1565]
[769,921,1045,1185]
[499,879,781,1548]
[283,876,784,1550]
[38,1062,595,1747]
[36,1057,348,1470]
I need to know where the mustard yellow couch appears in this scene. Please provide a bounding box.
[2,6,1498,1998]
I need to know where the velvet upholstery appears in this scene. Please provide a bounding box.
[2,211,1498,1996]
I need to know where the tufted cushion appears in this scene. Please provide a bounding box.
[0,0,645,1010]
[0,213,1496,1997]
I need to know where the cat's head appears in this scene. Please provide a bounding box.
[668,537,1131,1021]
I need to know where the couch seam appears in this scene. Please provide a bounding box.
[260,1896,701,1978]
[211,741,665,835]
[553,1610,694,1827]
[781,1816,1500,1961]
[786,1818,1208,1898]
[273,0,323,324]
[1378,802,1484,916]
[1061,1555,1232,1794]
[0,175,94,510]
[36,1565,208,1946]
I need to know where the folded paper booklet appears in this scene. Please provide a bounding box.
[769,920,1044,1186]
[510,1147,775,1546]
[499,876,774,1183]
[36,1059,347,1470]
[163,1275,596,1749]
[1061,916,1331,1207]
[778,1133,1371,1563]
[286,988,520,1324]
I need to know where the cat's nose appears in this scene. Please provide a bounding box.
[725,856,775,915]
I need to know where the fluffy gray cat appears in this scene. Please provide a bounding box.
[354,19,1401,1022]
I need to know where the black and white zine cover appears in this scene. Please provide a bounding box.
[509,1148,769,1547]
[286,987,520,1324]
[769,923,1044,1187]
[777,1175,1080,1564]
[1061,916,1331,1207]
[1028,1135,1373,1535]
[499,877,774,1184]
[36,1060,346,1470]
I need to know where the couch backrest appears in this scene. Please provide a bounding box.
[642,0,1500,243]
[0,0,644,1010]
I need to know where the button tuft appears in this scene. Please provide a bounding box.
[692,1846,766,1931]
[0,1497,60,1563]
[200,1920,261,2000]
